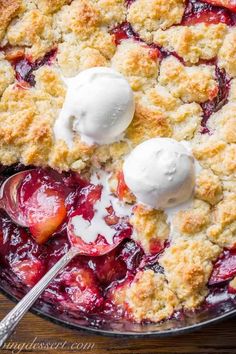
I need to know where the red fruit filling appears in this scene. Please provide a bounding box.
[70,183,102,222]
[203,0,236,12]
[16,169,68,244]
[149,240,165,256]
[183,8,232,24]
[201,66,230,134]
[12,258,45,287]
[67,180,132,255]
[183,0,234,25]
[85,247,128,285]
[111,22,140,45]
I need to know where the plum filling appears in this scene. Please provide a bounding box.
[182,0,234,25]
[203,250,236,309]
[11,49,57,86]
[201,67,230,133]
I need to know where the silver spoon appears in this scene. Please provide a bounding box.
[0,170,124,346]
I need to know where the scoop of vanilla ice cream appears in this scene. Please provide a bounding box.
[54,67,135,146]
[123,138,195,209]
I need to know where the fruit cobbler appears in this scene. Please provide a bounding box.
[0,0,236,326]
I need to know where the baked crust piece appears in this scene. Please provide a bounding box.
[35,0,71,15]
[0,54,15,96]
[0,0,23,41]
[159,56,218,103]
[193,138,236,178]
[127,0,185,42]
[207,194,236,248]
[153,24,227,64]
[130,204,169,254]
[195,169,223,206]
[218,28,236,77]
[111,39,160,91]
[0,66,93,169]
[115,270,179,323]
[159,236,221,309]
[173,199,211,235]
[6,9,55,60]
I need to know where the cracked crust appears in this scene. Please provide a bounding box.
[159,236,221,309]
[154,23,227,64]
[127,0,185,42]
[6,9,55,60]
[117,270,179,323]
[0,0,23,41]
[195,169,223,205]
[130,204,169,254]
[111,39,160,91]
[159,56,218,103]
[207,194,236,248]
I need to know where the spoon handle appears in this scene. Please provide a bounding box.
[0,247,78,347]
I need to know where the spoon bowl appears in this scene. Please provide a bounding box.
[68,218,125,256]
[0,170,34,227]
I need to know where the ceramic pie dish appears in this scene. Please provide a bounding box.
[0,0,236,337]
